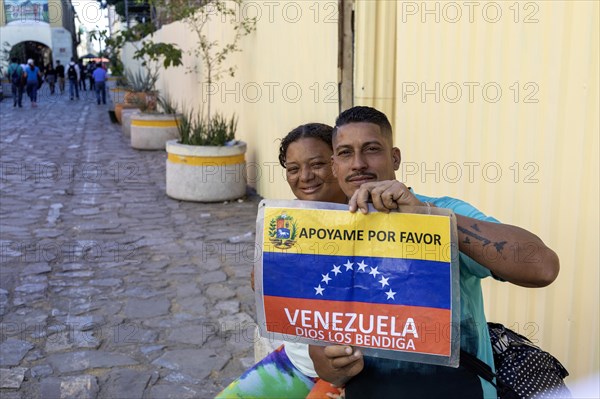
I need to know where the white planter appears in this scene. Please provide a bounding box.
[130,113,181,150]
[121,108,140,137]
[166,140,247,202]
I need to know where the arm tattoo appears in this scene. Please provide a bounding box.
[458,224,507,254]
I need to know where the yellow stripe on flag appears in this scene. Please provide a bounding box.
[263,207,452,262]
[167,152,245,166]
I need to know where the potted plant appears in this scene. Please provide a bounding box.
[166,109,246,201]
[130,93,181,150]
[161,0,256,202]
[114,68,158,124]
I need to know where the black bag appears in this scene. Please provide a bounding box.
[461,323,571,399]
[11,68,21,86]
[67,65,77,79]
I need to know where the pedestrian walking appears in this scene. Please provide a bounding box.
[67,58,80,100]
[92,62,107,105]
[87,62,96,90]
[45,63,57,95]
[24,59,42,107]
[6,57,24,108]
[78,60,87,91]
[55,60,65,94]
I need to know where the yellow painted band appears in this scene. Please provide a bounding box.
[131,119,179,127]
[168,152,245,166]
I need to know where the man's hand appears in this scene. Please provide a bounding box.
[309,344,364,387]
[349,180,424,214]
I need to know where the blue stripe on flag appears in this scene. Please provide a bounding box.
[262,252,451,309]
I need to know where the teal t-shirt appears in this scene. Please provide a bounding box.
[361,194,499,399]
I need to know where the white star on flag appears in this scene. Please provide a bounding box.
[343,260,354,271]
[313,259,396,302]
[357,260,368,272]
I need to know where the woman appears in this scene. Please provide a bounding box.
[216,123,346,398]
[24,59,42,107]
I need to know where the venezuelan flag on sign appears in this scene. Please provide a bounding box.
[256,201,458,364]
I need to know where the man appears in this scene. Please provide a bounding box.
[6,57,24,108]
[309,106,560,398]
[55,60,65,94]
[45,63,57,95]
[92,63,107,105]
[87,61,96,90]
[67,58,80,100]
[78,60,87,91]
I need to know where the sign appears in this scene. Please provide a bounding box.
[254,200,460,367]
[4,0,49,24]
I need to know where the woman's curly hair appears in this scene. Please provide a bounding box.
[278,123,334,168]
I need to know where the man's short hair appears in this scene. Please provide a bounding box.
[11,57,18,63]
[333,106,393,142]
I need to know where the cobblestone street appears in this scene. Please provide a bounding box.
[0,86,260,398]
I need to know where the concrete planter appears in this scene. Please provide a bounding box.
[166,140,247,202]
[121,108,141,137]
[114,103,141,124]
[130,113,181,150]
[109,87,127,104]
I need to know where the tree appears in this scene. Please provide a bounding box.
[157,0,256,119]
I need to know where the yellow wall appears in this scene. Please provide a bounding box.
[355,0,599,384]
[122,0,339,199]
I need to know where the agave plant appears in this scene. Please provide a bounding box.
[156,93,179,115]
[124,68,159,93]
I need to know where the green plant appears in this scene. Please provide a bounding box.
[153,0,256,144]
[177,109,237,146]
[104,22,182,91]
[157,93,178,115]
[124,68,159,93]
[116,74,128,87]
[183,0,256,119]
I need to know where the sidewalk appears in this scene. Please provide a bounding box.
[0,86,260,398]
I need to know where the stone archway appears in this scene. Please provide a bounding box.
[10,41,53,69]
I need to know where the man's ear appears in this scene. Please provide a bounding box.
[392,147,401,170]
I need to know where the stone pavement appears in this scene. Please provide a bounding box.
[0,85,261,398]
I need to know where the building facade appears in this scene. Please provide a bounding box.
[0,0,77,71]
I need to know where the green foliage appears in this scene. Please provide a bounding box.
[155,0,256,124]
[156,93,178,114]
[177,110,237,146]
[290,221,298,240]
[136,41,182,69]
[124,68,159,92]
[110,56,125,77]
[103,22,182,89]
[268,219,277,237]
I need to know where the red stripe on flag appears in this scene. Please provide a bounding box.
[264,296,452,357]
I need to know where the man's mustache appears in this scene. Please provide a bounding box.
[345,172,377,182]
